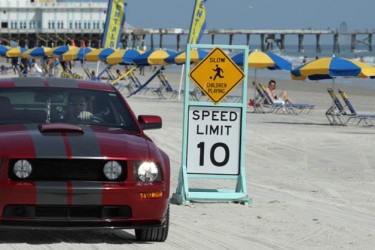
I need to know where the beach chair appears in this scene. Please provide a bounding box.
[111,66,138,93]
[127,67,166,98]
[258,82,316,114]
[129,71,142,88]
[224,94,242,103]
[250,82,273,113]
[155,72,181,99]
[186,87,204,101]
[83,66,94,80]
[105,68,116,83]
[337,88,375,126]
[0,65,12,75]
[326,88,347,125]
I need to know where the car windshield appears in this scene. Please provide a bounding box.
[0,87,139,132]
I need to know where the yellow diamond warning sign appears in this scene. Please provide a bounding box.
[189,47,245,104]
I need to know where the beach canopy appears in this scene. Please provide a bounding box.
[106,48,141,65]
[291,56,375,80]
[133,49,175,66]
[21,47,53,58]
[62,47,95,61]
[164,48,209,65]
[85,48,116,62]
[6,47,27,58]
[53,45,79,57]
[0,45,10,57]
[231,50,292,70]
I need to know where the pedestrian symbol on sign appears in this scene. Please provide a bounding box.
[212,64,224,80]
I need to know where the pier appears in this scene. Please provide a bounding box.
[0,28,374,54]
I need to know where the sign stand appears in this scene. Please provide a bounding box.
[172,44,252,205]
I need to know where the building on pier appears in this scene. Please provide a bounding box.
[0,0,373,53]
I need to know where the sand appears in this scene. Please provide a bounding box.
[0,67,375,250]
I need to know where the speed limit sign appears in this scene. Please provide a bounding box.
[187,106,241,175]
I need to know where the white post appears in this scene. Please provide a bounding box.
[178,64,185,100]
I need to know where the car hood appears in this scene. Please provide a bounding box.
[0,123,151,159]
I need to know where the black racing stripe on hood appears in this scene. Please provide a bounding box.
[67,126,102,157]
[47,78,79,88]
[12,77,48,87]
[26,124,67,158]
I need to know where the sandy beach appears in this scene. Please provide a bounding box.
[0,67,375,250]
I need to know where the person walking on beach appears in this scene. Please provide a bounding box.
[212,64,224,80]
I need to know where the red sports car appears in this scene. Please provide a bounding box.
[0,77,170,241]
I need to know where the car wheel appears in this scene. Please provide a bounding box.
[135,205,169,242]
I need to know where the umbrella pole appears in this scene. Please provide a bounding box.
[253,68,257,100]
[96,61,100,79]
[331,78,338,125]
[178,64,185,101]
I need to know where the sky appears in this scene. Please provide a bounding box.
[126,0,374,32]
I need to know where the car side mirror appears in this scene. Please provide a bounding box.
[138,115,162,130]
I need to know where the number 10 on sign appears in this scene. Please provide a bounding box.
[187,106,241,175]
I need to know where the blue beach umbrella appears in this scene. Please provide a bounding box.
[133,49,175,66]
[6,47,27,58]
[53,45,79,57]
[291,56,375,81]
[106,48,141,65]
[52,45,69,56]
[24,47,53,58]
[0,45,10,57]
[232,50,291,70]
[85,48,116,62]
[164,48,209,65]
[62,47,94,61]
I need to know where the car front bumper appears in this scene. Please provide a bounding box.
[0,180,169,230]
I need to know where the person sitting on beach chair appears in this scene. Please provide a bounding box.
[258,82,316,114]
[265,79,294,104]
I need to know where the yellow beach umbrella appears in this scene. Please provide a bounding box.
[106,48,141,65]
[133,49,176,65]
[0,45,10,57]
[20,47,53,58]
[62,47,95,61]
[85,48,116,62]
[291,56,375,81]
[19,48,34,58]
[6,47,28,57]
[164,48,209,65]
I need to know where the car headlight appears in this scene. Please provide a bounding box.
[135,161,161,182]
[103,161,122,180]
[13,160,32,179]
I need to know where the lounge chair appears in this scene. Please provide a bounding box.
[127,67,166,98]
[258,82,316,114]
[326,88,347,125]
[189,87,205,101]
[155,72,179,98]
[0,65,12,75]
[250,82,273,113]
[337,88,375,126]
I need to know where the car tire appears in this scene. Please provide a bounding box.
[135,204,169,242]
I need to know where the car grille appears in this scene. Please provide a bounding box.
[8,159,127,181]
[3,205,132,219]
